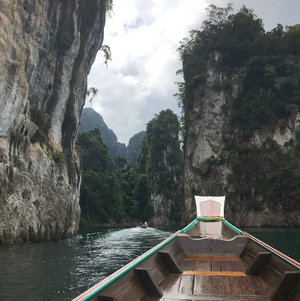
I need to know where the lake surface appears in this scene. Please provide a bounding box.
[0,227,172,301]
[0,227,299,301]
[245,228,300,262]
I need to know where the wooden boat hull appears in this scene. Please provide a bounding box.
[73,218,300,301]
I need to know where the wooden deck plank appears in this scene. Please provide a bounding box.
[155,275,272,301]
[193,274,205,295]
[227,276,245,295]
[178,276,194,295]
[160,295,271,300]
[193,275,223,295]
[234,276,256,296]
[185,256,241,262]
[219,276,232,295]
[253,277,273,297]
[183,261,194,271]
[183,271,246,277]
[193,275,214,295]
[159,275,181,295]
[226,276,269,296]
[206,275,223,295]
[219,261,233,272]
[250,276,266,296]
[211,261,221,271]
[232,260,247,272]
[193,261,211,271]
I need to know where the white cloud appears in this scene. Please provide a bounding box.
[88,0,300,144]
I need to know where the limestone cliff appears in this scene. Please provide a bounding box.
[0,0,106,243]
[184,64,300,227]
[180,8,300,227]
[184,65,228,219]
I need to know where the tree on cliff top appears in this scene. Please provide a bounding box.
[178,5,300,217]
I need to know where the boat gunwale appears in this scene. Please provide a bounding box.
[73,218,300,301]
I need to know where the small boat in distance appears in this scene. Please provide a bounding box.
[137,222,148,228]
[73,196,300,301]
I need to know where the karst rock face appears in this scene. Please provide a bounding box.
[0,0,106,243]
[183,65,300,227]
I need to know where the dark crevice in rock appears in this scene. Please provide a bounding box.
[0,0,106,244]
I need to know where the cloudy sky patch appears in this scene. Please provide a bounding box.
[87,0,300,144]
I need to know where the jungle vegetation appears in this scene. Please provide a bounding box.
[77,110,183,226]
[177,4,300,213]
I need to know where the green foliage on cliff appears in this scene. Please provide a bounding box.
[146,110,183,195]
[77,128,149,226]
[226,137,300,212]
[52,151,66,166]
[77,129,123,225]
[178,5,300,216]
[77,110,183,226]
[133,173,153,220]
[117,109,183,223]
[30,108,50,144]
[179,6,300,139]
[143,109,183,222]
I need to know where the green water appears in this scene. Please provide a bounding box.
[246,228,300,262]
[0,227,299,301]
[0,227,172,301]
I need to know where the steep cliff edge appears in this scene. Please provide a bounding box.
[0,0,107,243]
[140,109,183,226]
[180,6,300,227]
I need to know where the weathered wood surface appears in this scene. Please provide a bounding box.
[185,256,241,262]
[271,271,300,301]
[246,252,271,275]
[177,235,249,257]
[158,250,183,274]
[182,271,246,276]
[183,257,247,272]
[157,274,272,300]
[135,267,163,297]
[148,253,275,301]
[77,222,300,301]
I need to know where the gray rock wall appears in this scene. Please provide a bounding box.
[184,65,300,227]
[184,66,228,221]
[0,0,106,243]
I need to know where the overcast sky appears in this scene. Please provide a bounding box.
[87,0,300,145]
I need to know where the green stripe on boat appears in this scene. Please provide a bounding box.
[197,216,225,222]
[180,218,199,233]
[223,220,243,234]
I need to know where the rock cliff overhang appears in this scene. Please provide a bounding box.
[0,0,106,243]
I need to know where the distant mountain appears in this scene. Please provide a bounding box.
[80,108,127,159]
[80,108,145,162]
[127,131,146,163]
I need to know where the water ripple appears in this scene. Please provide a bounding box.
[0,226,172,301]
